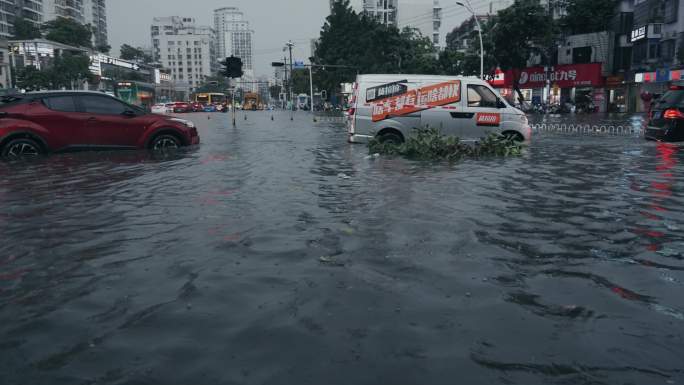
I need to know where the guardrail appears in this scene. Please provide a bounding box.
[315,116,645,137]
[315,116,347,123]
[530,123,643,136]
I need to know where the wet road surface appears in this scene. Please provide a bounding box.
[1,111,682,385]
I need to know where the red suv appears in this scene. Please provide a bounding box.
[0,91,200,159]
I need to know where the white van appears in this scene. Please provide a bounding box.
[347,74,531,144]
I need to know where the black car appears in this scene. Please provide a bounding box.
[645,85,684,142]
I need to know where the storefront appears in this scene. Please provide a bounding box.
[631,68,683,112]
[490,63,606,111]
[606,75,626,113]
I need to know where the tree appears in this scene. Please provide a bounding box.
[396,27,439,74]
[51,52,95,89]
[437,49,465,76]
[444,17,498,77]
[120,44,143,61]
[42,17,93,48]
[12,17,42,40]
[96,44,111,54]
[490,0,554,103]
[15,66,50,91]
[314,1,443,94]
[269,85,282,99]
[119,44,153,63]
[561,0,617,35]
[15,53,93,91]
[194,75,231,94]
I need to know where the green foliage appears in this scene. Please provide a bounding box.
[15,53,94,91]
[15,66,49,91]
[291,69,318,95]
[369,128,523,162]
[51,52,95,87]
[561,0,617,34]
[444,17,498,77]
[194,75,231,94]
[96,44,111,54]
[269,85,281,99]
[119,44,151,63]
[42,17,93,48]
[489,0,554,102]
[12,17,42,40]
[314,1,445,94]
[437,49,465,76]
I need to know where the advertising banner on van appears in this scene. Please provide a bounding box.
[366,80,408,102]
[371,80,461,122]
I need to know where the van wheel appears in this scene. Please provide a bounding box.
[378,132,403,145]
[1,138,43,160]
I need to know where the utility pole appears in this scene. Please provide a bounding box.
[286,40,295,121]
[456,0,483,80]
[309,64,315,122]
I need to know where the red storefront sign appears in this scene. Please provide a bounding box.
[491,63,604,89]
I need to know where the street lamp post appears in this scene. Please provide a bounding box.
[285,41,295,120]
[456,0,483,80]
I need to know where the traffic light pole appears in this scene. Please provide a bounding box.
[286,41,295,121]
[309,65,315,122]
[232,86,236,127]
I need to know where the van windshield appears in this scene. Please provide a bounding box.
[468,85,499,108]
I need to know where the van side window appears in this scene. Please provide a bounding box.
[468,85,499,108]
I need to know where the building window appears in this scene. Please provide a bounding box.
[573,46,592,63]
[648,42,661,59]
[664,0,679,23]
[661,39,675,60]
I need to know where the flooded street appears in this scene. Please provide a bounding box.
[1,111,682,384]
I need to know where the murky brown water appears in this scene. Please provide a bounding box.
[1,111,682,384]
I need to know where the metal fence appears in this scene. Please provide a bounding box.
[314,116,645,137]
[530,123,643,137]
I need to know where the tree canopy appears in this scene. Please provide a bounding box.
[119,44,152,63]
[489,0,554,101]
[561,0,617,35]
[16,52,94,91]
[42,17,93,48]
[12,17,42,40]
[314,0,448,94]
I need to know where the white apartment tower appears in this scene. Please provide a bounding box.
[213,7,254,70]
[83,0,108,49]
[150,16,216,92]
[363,0,398,26]
[213,7,255,89]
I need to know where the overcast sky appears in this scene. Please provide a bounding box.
[107,0,365,77]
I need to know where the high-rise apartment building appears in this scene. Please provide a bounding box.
[213,7,254,70]
[0,1,44,39]
[363,0,398,26]
[84,0,107,49]
[43,0,85,23]
[214,7,255,90]
[0,1,108,47]
[150,16,216,92]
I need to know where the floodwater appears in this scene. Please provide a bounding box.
[0,111,682,385]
